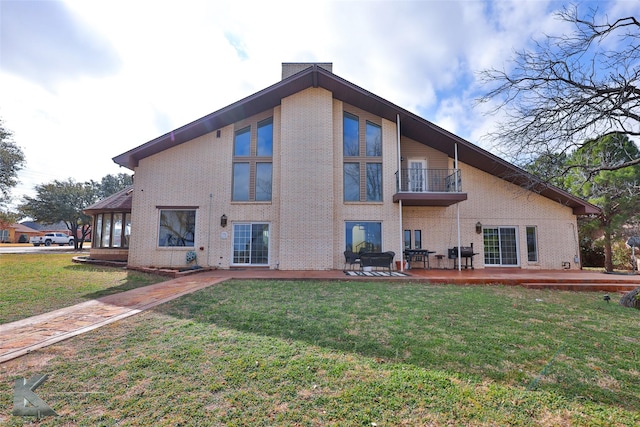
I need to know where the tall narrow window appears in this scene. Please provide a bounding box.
[414,230,422,249]
[344,163,360,201]
[232,117,273,202]
[255,163,272,201]
[343,113,359,156]
[526,226,538,262]
[404,230,411,250]
[94,214,103,248]
[102,213,112,248]
[343,112,383,202]
[257,118,273,156]
[112,213,123,247]
[123,213,131,247]
[366,122,382,156]
[232,163,250,201]
[234,127,251,156]
[366,163,382,201]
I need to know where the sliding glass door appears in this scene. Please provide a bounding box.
[483,227,519,266]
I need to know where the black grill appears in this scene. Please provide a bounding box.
[448,243,478,269]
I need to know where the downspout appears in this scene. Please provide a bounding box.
[455,143,461,271]
[397,114,404,272]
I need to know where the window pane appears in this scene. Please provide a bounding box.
[483,228,500,265]
[345,221,382,253]
[255,162,272,201]
[124,213,131,248]
[366,163,382,201]
[343,113,359,156]
[159,210,195,247]
[404,229,411,249]
[95,214,103,248]
[257,118,273,156]
[234,127,251,156]
[251,224,269,264]
[366,122,381,156]
[112,213,123,247]
[233,224,251,264]
[232,162,250,201]
[414,230,422,249]
[500,228,518,265]
[344,163,360,201]
[102,213,112,248]
[526,226,538,262]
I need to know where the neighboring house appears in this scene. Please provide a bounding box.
[20,221,90,242]
[111,63,599,271]
[83,187,132,261]
[0,223,40,243]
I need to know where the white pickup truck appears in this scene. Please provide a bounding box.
[30,232,75,247]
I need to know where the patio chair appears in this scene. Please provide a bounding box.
[343,250,360,270]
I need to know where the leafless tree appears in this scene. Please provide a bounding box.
[478,5,640,178]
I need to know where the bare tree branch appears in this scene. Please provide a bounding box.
[478,4,640,176]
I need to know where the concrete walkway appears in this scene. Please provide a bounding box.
[0,274,230,364]
[1,267,638,364]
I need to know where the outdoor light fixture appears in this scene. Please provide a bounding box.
[220,214,228,227]
[475,221,482,234]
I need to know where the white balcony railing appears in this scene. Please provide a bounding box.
[395,169,462,193]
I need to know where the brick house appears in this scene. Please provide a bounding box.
[110,63,598,270]
[0,223,40,243]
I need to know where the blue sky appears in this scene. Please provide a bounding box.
[1,0,637,205]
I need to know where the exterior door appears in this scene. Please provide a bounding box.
[232,223,270,265]
[483,227,519,266]
[408,159,427,192]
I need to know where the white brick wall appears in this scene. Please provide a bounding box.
[128,92,581,271]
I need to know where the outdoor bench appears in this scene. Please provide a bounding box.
[359,251,395,272]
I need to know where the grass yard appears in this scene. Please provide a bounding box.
[0,253,166,324]
[1,279,638,426]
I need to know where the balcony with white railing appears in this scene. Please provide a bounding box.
[393,168,467,206]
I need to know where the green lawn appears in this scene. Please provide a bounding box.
[1,279,638,426]
[0,253,166,324]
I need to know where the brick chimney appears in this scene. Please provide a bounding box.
[282,62,333,80]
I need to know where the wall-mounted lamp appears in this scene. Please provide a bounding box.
[475,221,482,234]
[220,214,228,228]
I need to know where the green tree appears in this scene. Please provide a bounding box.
[479,6,640,179]
[561,134,640,272]
[0,118,25,202]
[0,118,26,228]
[97,173,132,199]
[19,179,99,250]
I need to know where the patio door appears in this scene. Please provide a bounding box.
[232,223,269,265]
[483,227,519,266]
[408,159,427,192]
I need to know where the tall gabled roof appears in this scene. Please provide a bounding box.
[112,64,599,215]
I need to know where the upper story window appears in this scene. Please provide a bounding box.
[232,117,273,202]
[343,111,382,202]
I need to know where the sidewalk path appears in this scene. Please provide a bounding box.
[0,275,229,364]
